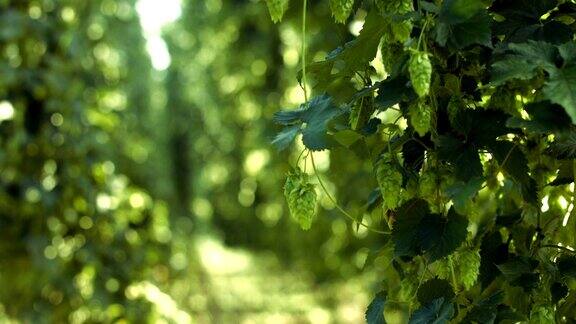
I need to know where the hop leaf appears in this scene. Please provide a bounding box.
[284,168,317,230]
[375,153,403,211]
[330,0,355,24]
[409,51,432,97]
[409,99,431,137]
[265,0,289,23]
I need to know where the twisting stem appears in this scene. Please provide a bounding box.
[449,255,460,313]
[540,244,576,254]
[409,258,429,314]
[301,0,308,101]
[310,153,390,235]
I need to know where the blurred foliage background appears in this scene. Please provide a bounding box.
[0,0,386,322]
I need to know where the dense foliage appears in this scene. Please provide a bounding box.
[270,0,576,322]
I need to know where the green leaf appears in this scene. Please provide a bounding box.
[265,0,289,23]
[409,297,454,324]
[445,177,484,213]
[340,10,389,72]
[462,291,504,324]
[557,255,576,280]
[417,279,454,306]
[497,256,540,290]
[506,101,572,133]
[272,125,300,150]
[365,291,387,324]
[543,64,576,124]
[487,140,537,204]
[436,0,492,48]
[490,41,558,85]
[548,130,576,159]
[272,95,344,151]
[491,58,539,85]
[551,282,569,304]
[333,129,362,148]
[439,0,485,24]
[419,208,468,262]
[436,135,483,182]
[393,200,468,262]
[392,199,430,258]
[375,77,416,109]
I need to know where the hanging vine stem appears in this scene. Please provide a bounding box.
[448,255,460,314]
[409,257,430,314]
[301,0,308,102]
[310,153,390,235]
[298,1,387,235]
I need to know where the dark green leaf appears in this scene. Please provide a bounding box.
[375,77,416,109]
[409,297,454,324]
[506,101,572,133]
[393,200,468,262]
[393,199,430,258]
[487,140,538,204]
[548,130,576,159]
[462,291,504,324]
[497,256,539,290]
[417,279,455,306]
[365,291,387,324]
[445,177,484,212]
[272,125,301,150]
[436,136,483,181]
[420,208,468,262]
[543,64,576,124]
[272,95,344,151]
[551,282,569,304]
[436,0,492,48]
[557,255,576,280]
[479,231,510,287]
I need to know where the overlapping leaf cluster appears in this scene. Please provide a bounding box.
[269,0,576,322]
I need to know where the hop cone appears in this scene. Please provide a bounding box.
[409,99,431,137]
[376,0,412,15]
[409,51,432,97]
[265,0,289,23]
[330,0,355,24]
[458,249,481,289]
[375,153,403,211]
[418,170,438,200]
[284,168,317,230]
[376,0,413,43]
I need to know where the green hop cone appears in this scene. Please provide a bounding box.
[265,0,289,23]
[409,51,432,97]
[530,306,555,324]
[434,248,480,290]
[376,0,412,15]
[409,99,431,137]
[375,153,403,211]
[330,0,355,24]
[458,249,480,289]
[418,170,437,200]
[284,168,317,230]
